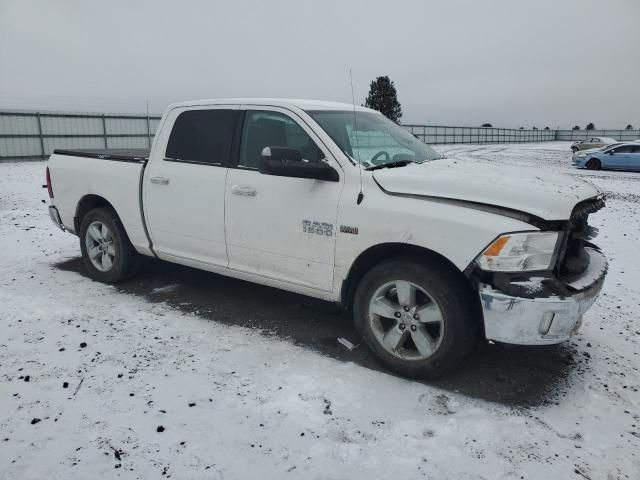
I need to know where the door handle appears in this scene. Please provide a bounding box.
[231,185,257,197]
[150,176,170,185]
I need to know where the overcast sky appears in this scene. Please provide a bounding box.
[1,0,638,128]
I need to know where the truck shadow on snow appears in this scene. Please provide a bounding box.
[56,256,588,408]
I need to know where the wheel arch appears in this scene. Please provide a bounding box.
[75,194,121,234]
[586,157,602,169]
[340,242,477,310]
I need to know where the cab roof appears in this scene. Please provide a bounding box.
[166,98,374,113]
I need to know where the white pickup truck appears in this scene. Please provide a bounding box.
[47,98,608,378]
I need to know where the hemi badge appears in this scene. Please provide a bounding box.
[340,225,359,235]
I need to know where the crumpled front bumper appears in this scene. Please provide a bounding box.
[478,248,607,345]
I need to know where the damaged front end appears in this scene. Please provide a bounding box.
[470,196,608,345]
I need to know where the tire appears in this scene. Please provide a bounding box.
[79,207,139,283]
[353,257,478,379]
[585,158,601,170]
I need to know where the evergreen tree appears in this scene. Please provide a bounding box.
[481,123,492,128]
[626,124,634,130]
[586,122,595,130]
[544,126,550,130]
[364,76,402,123]
[572,125,581,130]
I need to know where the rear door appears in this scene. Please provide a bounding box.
[143,106,239,266]
[224,107,343,291]
[627,145,640,171]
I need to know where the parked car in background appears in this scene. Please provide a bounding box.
[571,137,617,153]
[573,143,623,159]
[574,142,640,171]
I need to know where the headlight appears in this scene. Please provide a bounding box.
[476,232,561,272]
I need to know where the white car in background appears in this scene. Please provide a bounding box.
[573,143,623,159]
[571,137,617,154]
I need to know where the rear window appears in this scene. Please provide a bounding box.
[165,109,237,164]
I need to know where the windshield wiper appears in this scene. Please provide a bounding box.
[365,160,413,171]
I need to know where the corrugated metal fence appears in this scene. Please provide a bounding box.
[1,109,639,161]
[554,129,640,142]
[403,125,556,144]
[0,110,162,161]
[404,126,640,144]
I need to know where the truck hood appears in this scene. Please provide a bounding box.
[372,159,601,221]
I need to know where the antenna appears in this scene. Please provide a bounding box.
[349,69,364,205]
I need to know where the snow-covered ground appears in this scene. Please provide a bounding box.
[1,142,638,479]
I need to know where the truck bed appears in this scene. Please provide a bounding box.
[48,148,151,254]
[53,148,150,163]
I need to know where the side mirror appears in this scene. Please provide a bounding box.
[259,147,339,182]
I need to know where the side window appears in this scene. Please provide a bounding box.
[239,111,324,169]
[631,145,640,153]
[613,146,632,154]
[165,109,236,164]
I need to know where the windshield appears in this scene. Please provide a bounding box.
[307,110,443,167]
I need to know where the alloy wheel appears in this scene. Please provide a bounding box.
[368,280,444,360]
[85,221,116,272]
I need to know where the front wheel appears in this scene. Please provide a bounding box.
[79,207,139,283]
[353,258,478,379]
[585,158,601,170]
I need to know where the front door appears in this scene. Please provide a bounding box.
[583,138,597,150]
[607,145,632,169]
[143,106,238,267]
[224,108,343,291]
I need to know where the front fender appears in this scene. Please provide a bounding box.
[333,188,538,293]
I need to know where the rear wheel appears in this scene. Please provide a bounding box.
[79,207,139,283]
[585,158,601,170]
[353,258,478,379]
